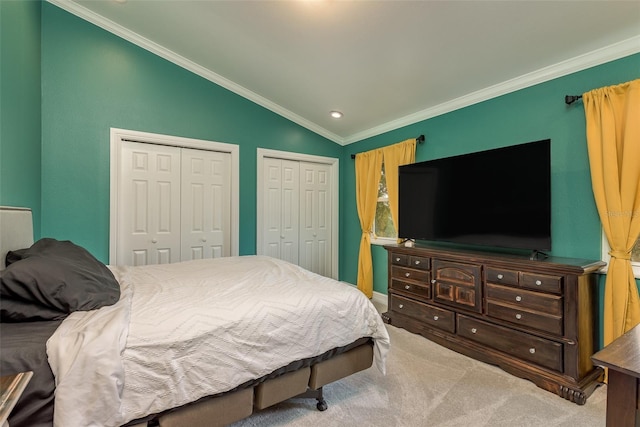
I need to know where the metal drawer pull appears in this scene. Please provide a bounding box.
[515,296,522,302]
[415,260,421,265]
[471,328,477,334]
[431,279,436,284]
[497,274,504,279]
[529,348,536,354]
[405,272,410,277]
[396,257,401,262]
[515,314,522,320]
[433,315,439,321]
[404,285,411,290]
[398,304,404,309]
[535,280,542,286]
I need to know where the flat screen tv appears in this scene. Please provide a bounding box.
[398,139,551,254]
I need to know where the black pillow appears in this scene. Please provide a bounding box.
[5,248,27,267]
[0,238,120,322]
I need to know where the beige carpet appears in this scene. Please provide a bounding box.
[230,306,607,427]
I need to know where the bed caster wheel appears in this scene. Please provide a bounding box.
[316,399,328,411]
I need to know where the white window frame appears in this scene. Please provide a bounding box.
[600,231,640,279]
[371,193,397,245]
[371,163,397,246]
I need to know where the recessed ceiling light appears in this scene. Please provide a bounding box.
[330,111,343,119]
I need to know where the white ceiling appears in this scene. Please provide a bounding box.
[52,0,640,145]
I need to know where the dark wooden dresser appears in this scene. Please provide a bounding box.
[385,243,605,404]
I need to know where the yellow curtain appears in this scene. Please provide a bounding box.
[382,139,417,241]
[355,149,383,298]
[583,78,640,347]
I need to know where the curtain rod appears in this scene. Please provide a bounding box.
[351,135,425,159]
[565,95,582,105]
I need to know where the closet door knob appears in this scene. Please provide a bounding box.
[151,238,158,244]
[201,238,207,242]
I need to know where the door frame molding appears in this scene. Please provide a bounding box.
[109,127,240,264]
[256,148,339,279]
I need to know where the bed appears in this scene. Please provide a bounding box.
[0,206,390,427]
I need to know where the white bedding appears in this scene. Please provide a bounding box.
[47,255,390,427]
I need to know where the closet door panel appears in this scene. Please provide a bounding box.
[120,141,181,266]
[181,148,231,261]
[299,163,331,276]
[261,158,299,264]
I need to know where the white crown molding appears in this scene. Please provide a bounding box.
[46,1,639,147]
[343,35,640,145]
[46,0,346,145]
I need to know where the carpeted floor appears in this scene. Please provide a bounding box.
[230,306,607,427]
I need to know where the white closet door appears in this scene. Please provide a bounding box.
[299,162,332,276]
[119,141,181,266]
[262,158,299,264]
[181,148,231,260]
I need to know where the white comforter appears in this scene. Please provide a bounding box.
[47,256,390,427]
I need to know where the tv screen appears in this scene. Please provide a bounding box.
[398,139,551,252]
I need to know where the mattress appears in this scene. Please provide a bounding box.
[47,255,390,427]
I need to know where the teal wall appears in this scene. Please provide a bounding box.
[342,54,640,294]
[0,0,42,237]
[39,2,342,262]
[2,0,639,312]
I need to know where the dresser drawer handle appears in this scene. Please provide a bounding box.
[405,272,410,278]
[414,260,421,265]
[515,313,522,320]
[431,279,436,284]
[395,257,401,262]
[515,296,522,302]
[529,348,536,354]
[497,274,504,280]
[471,328,477,334]
[398,304,404,309]
[535,280,542,286]
[404,285,411,290]
[433,315,439,321]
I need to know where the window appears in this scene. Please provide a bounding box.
[602,233,640,279]
[372,162,397,244]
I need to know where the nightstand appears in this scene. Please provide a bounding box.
[0,372,33,427]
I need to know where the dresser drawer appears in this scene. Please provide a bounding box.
[485,267,519,286]
[391,279,431,300]
[390,295,455,333]
[458,315,563,372]
[486,302,563,335]
[408,255,430,270]
[391,266,430,283]
[485,283,562,316]
[519,272,562,294]
[390,253,430,271]
[391,253,410,266]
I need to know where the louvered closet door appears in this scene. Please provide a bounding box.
[120,141,181,266]
[181,148,231,260]
[262,158,299,264]
[299,162,332,277]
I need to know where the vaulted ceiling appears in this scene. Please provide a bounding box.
[53,0,640,144]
